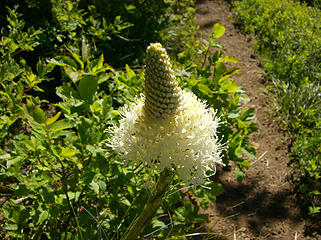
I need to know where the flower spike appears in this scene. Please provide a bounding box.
[109,43,225,185]
[143,43,183,118]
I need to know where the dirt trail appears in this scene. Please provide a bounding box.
[195,1,315,239]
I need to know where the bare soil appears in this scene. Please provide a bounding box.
[195,1,320,239]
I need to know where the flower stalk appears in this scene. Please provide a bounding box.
[121,168,175,240]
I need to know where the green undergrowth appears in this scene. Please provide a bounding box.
[0,0,257,239]
[300,0,321,8]
[232,0,321,229]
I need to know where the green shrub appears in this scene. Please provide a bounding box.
[292,129,321,216]
[178,24,257,181]
[233,0,321,223]
[300,0,321,8]
[234,0,321,85]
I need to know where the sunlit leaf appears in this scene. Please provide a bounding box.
[46,111,61,126]
[24,100,46,124]
[61,147,76,157]
[48,56,77,70]
[212,23,225,39]
[37,211,48,225]
[220,80,239,93]
[197,83,212,96]
[48,119,73,132]
[90,181,99,195]
[126,64,136,79]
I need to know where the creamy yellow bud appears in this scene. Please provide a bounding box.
[143,43,183,119]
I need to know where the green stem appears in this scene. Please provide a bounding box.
[121,168,174,240]
[201,44,210,68]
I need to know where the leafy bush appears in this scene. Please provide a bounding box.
[300,0,321,8]
[292,129,321,214]
[0,0,197,68]
[233,0,321,223]
[0,1,257,239]
[178,24,257,181]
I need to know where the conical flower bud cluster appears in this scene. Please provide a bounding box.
[109,43,224,185]
[143,43,183,118]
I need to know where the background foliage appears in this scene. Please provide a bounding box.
[0,0,256,239]
[233,0,321,227]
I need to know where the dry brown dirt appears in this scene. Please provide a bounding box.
[194,1,319,239]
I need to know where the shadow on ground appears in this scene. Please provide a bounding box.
[206,168,303,239]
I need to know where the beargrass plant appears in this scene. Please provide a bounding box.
[109,43,225,239]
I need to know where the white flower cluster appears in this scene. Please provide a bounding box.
[109,43,224,185]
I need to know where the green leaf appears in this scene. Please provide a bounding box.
[78,118,93,144]
[248,122,259,133]
[90,55,106,73]
[83,172,96,185]
[0,153,10,159]
[220,80,239,93]
[235,165,245,182]
[64,67,81,83]
[5,205,29,225]
[214,62,227,80]
[48,119,73,132]
[228,106,241,118]
[54,103,71,115]
[37,60,55,77]
[241,108,256,121]
[56,85,80,101]
[24,100,46,124]
[239,93,250,105]
[125,4,136,12]
[3,223,18,231]
[212,50,223,63]
[98,74,111,84]
[197,83,212,97]
[15,184,29,196]
[126,64,136,79]
[98,54,104,70]
[218,56,238,63]
[152,219,166,228]
[81,36,89,62]
[66,1,73,11]
[26,72,35,83]
[42,186,55,204]
[46,111,61,126]
[61,147,76,157]
[96,178,106,193]
[48,56,78,70]
[90,181,99,195]
[209,182,224,197]
[77,75,98,101]
[309,204,320,215]
[6,15,16,28]
[23,139,35,151]
[37,210,48,225]
[212,23,225,39]
[66,47,84,70]
[7,156,22,168]
[120,198,131,206]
